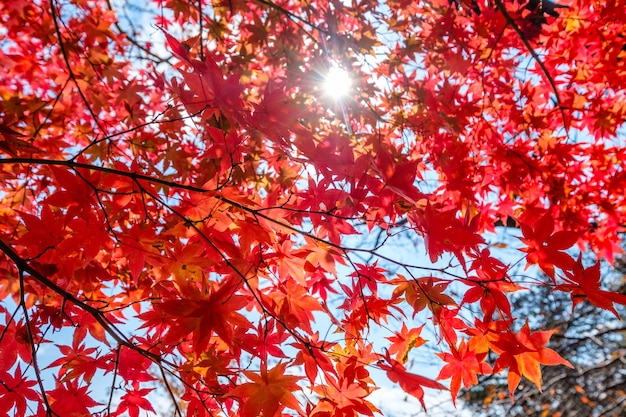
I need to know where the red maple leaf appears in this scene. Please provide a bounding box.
[49,380,101,416]
[47,336,108,383]
[519,213,579,279]
[0,319,33,371]
[373,150,423,204]
[160,28,191,63]
[557,257,626,318]
[414,204,485,264]
[0,366,39,416]
[379,353,446,410]
[114,384,156,417]
[0,124,40,156]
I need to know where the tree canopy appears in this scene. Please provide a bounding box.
[1,0,626,416]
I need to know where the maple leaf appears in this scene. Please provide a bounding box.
[44,167,99,219]
[413,204,485,264]
[49,380,101,416]
[462,251,523,319]
[0,366,39,417]
[386,323,426,364]
[491,322,573,399]
[183,345,235,387]
[267,279,323,334]
[226,362,303,417]
[160,28,190,63]
[0,124,39,156]
[291,332,337,385]
[14,206,66,255]
[181,386,222,417]
[461,279,519,320]
[436,339,492,405]
[557,257,626,318]
[433,306,468,346]
[47,337,107,383]
[72,307,110,345]
[112,346,156,384]
[0,319,32,371]
[308,270,340,302]
[115,384,156,417]
[372,150,422,204]
[519,213,579,279]
[153,278,251,354]
[392,275,457,317]
[378,353,446,409]
[349,261,388,295]
[311,374,380,417]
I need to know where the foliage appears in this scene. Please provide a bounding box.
[462,266,626,416]
[1,0,626,416]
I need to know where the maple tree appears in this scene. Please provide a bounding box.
[1,0,626,416]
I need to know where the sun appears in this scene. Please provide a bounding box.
[323,65,352,99]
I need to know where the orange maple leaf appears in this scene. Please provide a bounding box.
[227,362,303,417]
[492,321,573,399]
[386,323,426,364]
[392,275,456,317]
[436,339,492,405]
[311,374,379,417]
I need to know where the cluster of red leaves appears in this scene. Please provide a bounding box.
[1,0,626,416]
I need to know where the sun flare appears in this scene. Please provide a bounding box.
[323,66,352,99]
